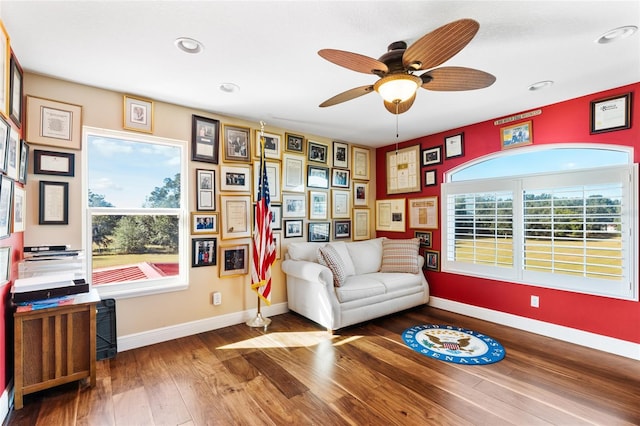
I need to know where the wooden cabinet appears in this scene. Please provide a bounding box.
[13,290,100,409]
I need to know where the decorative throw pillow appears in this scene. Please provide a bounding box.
[317,245,348,287]
[380,238,420,274]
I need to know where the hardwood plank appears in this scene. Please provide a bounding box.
[76,360,115,426]
[112,386,154,425]
[242,350,309,398]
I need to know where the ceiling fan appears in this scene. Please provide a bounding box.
[318,19,496,114]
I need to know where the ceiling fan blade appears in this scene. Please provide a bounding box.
[318,49,388,75]
[383,93,416,115]
[421,66,496,91]
[319,85,375,107]
[403,19,480,71]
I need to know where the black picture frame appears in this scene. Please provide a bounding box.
[0,176,12,238]
[422,146,442,166]
[444,133,464,159]
[307,165,329,189]
[284,219,303,238]
[33,149,75,177]
[18,140,28,184]
[191,115,220,164]
[590,92,632,134]
[424,169,437,187]
[332,141,349,168]
[415,231,432,248]
[39,180,68,225]
[192,237,217,267]
[196,169,216,211]
[333,220,351,239]
[285,132,305,154]
[308,222,330,242]
[0,115,9,173]
[9,52,23,128]
[331,168,350,188]
[424,250,440,272]
[307,141,328,164]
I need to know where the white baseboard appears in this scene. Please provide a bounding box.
[1,380,12,424]
[118,302,289,351]
[428,297,640,360]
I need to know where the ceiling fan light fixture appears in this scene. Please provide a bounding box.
[374,74,422,104]
[595,25,638,44]
[174,37,204,54]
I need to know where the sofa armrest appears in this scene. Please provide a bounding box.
[281,259,333,287]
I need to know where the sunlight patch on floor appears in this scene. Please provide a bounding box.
[217,331,358,349]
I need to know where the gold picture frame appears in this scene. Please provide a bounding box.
[501,120,532,150]
[0,21,9,119]
[123,95,154,133]
[220,195,251,239]
[386,145,420,194]
[191,212,219,235]
[25,96,83,150]
[353,208,371,241]
[352,146,370,180]
[408,196,439,229]
[220,244,249,277]
[376,198,406,232]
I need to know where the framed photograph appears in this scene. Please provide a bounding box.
[223,124,251,163]
[307,140,328,164]
[387,145,420,194]
[220,195,251,239]
[331,189,350,219]
[353,209,371,241]
[39,180,67,225]
[196,169,216,211]
[282,193,306,218]
[273,232,282,259]
[309,190,328,220]
[220,165,251,192]
[253,160,281,202]
[332,141,349,168]
[0,116,8,173]
[424,250,440,272]
[33,149,74,177]
[0,22,8,119]
[415,231,432,248]
[18,140,28,184]
[270,204,282,230]
[421,146,442,166]
[255,130,281,159]
[192,237,217,267]
[9,52,23,127]
[191,212,218,235]
[424,169,437,187]
[284,219,303,238]
[13,185,25,233]
[445,133,464,159]
[26,96,83,150]
[285,132,305,154]
[501,120,533,150]
[0,176,12,237]
[334,220,351,239]
[282,153,306,193]
[307,165,329,189]
[0,246,9,282]
[353,181,369,207]
[331,168,350,188]
[123,95,153,133]
[409,196,438,229]
[590,92,632,134]
[376,198,406,232]
[352,146,370,181]
[191,115,219,164]
[308,222,330,242]
[6,127,18,180]
[220,244,249,277]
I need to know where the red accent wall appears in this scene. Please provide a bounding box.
[1,224,23,395]
[376,83,640,344]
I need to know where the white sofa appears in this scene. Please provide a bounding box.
[281,237,429,331]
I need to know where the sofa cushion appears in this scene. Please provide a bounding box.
[317,245,347,287]
[380,238,420,274]
[365,272,424,292]
[346,237,384,275]
[287,242,326,262]
[326,241,355,276]
[336,275,386,303]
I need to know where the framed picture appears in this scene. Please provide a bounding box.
[590,92,632,134]
[253,160,281,202]
[353,181,369,206]
[9,52,23,127]
[376,198,406,232]
[445,133,464,159]
[223,124,251,163]
[191,115,219,164]
[424,169,437,187]
[421,146,442,166]
[352,146,370,181]
[0,22,8,119]
[18,140,28,184]
[331,189,350,219]
[220,244,249,277]
[308,140,328,164]
[387,145,420,194]
[273,232,282,259]
[307,165,329,189]
[331,168,350,188]
[25,96,83,150]
[334,220,351,239]
[424,250,440,272]
[308,222,330,242]
[196,169,216,211]
[282,193,306,218]
[0,246,9,282]
[220,195,251,239]
[309,190,328,220]
[415,231,432,248]
[353,209,371,241]
[284,219,303,238]
[220,165,251,192]
[255,130,281,159]
[285,132,305,154]
[0,116,8,173]
[191,212,219,235]
[501,120,533,150]
[39,180,67,225]
[0,176,11,238]
[33,149,74,177]
[6,127,18,180]
[409,197,438,229]
[333,141,349,168]
[192,237,217,267]
[282,153,306,193]
[13,185,25,233]
[123,95,153,133]
[270,204,282,230]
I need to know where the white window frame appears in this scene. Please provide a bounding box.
[82,126,189,299]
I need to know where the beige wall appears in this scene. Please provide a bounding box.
[23,72,376,337]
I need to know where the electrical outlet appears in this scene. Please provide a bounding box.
[213,292,222,305]
[530,295,539,308]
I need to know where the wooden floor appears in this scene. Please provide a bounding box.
[6,306,640,425]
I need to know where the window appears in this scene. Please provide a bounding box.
[84,127,188,298]
[442,145,637,300]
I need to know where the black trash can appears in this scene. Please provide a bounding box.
[96,298,117,360]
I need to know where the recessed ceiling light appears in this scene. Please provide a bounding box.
[528,80,554,91]
[219,83,240,94]
[595,25,638,44]
[174,37,204,54]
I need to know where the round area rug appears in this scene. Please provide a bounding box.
[402,324,506,365]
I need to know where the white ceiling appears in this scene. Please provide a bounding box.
[2,1,639,148]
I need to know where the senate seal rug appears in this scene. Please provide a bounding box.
[402,324,506,365]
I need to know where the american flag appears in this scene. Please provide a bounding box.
[251,139,276,305]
